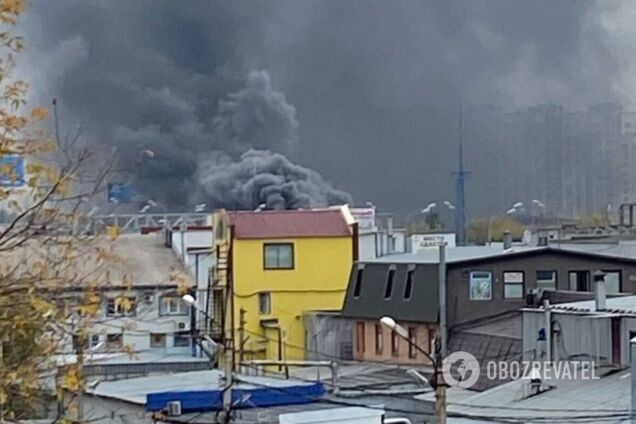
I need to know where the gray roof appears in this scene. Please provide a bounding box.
[88,367,431,423]
[442,368,631,423]
[364,243,636,265]
[89,369,319,405]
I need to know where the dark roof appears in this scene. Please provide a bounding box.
[341,262,439,323]
[228,209,352,239]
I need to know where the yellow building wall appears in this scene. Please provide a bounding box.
[232,236,353,361]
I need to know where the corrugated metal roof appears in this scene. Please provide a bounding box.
[229,209,351,239]
[90,369,320,405]
[444,369,631,423]
[550,295,636,315]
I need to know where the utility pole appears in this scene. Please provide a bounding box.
[75,333,85,424]
[434,339,447,424]
[438,243,447,357]
[221,225,236,423]
[436,242,447,424]
[454,102,469,245]
[239,309,246,365]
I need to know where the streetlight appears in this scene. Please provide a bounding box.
[380,316,446,424]
[531,199,545,227]
[182,294,233,421]
[421,202,437,214]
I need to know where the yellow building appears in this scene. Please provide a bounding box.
[212,207,355,363]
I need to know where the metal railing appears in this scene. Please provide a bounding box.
[90,212,210,234]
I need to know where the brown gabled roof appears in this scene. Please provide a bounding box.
[228,209,352,239]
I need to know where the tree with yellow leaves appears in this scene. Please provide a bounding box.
[0,1,121,422]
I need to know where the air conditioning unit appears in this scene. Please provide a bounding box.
[167,401,182,416]
[178,322,186,330]
[525,288,543,307]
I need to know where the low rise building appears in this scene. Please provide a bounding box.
[523,294,636,367]
[212,207,356,362]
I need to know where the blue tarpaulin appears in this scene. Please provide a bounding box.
[107,182,137,203]
[146,382,325,413]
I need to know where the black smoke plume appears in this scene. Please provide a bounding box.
[195,71,352,209]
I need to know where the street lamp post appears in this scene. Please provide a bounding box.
[381,316,447,424]
[531,199,545,228]
[183,294,234,423]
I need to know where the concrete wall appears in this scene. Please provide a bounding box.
[447,251,636,327]
[523,310,612,364]
[358,230,407,260]
[352,319,434,365]
[303,313,353,361]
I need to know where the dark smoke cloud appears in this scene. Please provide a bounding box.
[18,0,635,215]
[195,71,351,209]
[197,149,352,210]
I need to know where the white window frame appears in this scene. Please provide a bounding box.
[105,297,137,317]
[469,271,492,300]
[159,296,188,316]
[536,270,557,290]
[259,292,271,315]
[503,271,524,299]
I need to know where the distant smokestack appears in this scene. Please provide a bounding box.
[503,231,512,250]
[594,270,607,311]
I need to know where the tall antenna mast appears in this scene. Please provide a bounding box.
[454,102,469,245]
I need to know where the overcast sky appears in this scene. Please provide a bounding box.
[16,0,636,216]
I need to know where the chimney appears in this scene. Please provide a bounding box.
[593,270,607,311]
[503,231,512,250]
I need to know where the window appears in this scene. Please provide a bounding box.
[174,332,190,347]
[537,270,557,290]
[105,297,136,317]
[603,271,621,294]
[469,271,492,300]
[356,322,365,353]
[384,268,396,299]
[408,327,417,359]
[150,333,166,348]
[264,243,294,269]
[375,323,384,355]
[106,334,123,350]
[353,267,364,298]
[259,292,271,315]
[391,330,399,356]
[72,334,100,351]
[404,268,414,300]
[159,296,188,316]
[568,271,588,291]
[503,271,524,299]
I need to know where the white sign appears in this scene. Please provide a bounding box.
[350,207,376,230]
[411,233,456,251]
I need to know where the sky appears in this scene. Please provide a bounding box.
[15,0,636,217]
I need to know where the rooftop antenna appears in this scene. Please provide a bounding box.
[454,102,469,245]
